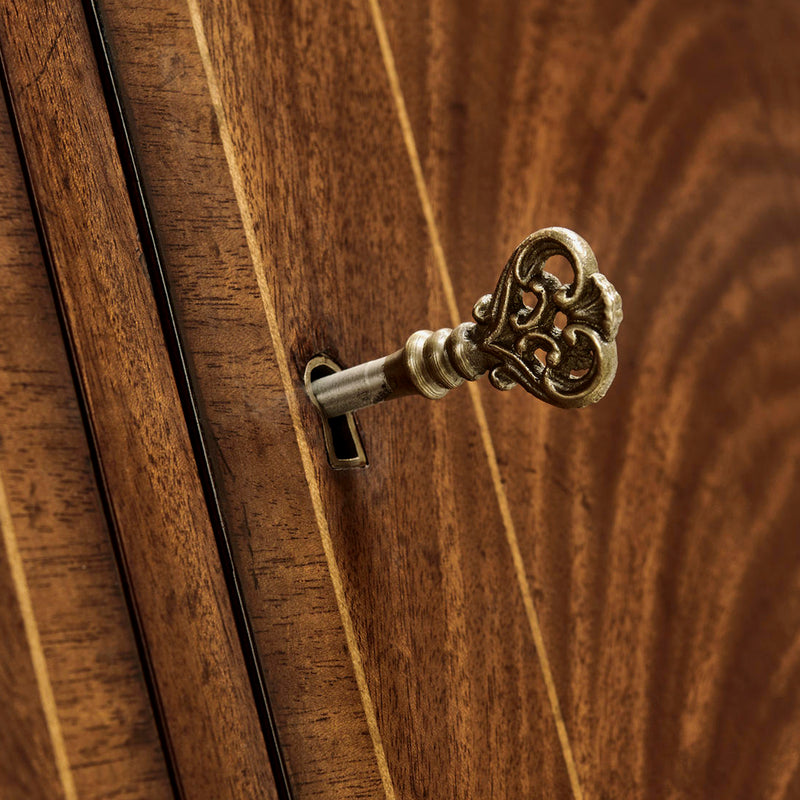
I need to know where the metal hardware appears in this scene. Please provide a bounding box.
[304,355,368,469]
[307,227,622,418]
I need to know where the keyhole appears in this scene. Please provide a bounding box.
[305,356,368,469]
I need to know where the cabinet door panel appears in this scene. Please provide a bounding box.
[96,0,575,797]
[380,1,800,797]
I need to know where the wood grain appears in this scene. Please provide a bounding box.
[378,0,800,797]
[0,91,171,800]
[0,491,70,800]
[0,4,279,798]
[94,0,578,796]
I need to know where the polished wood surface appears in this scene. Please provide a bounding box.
[379,1,800,797]
[0,530,67,800]
[97,0,800,795]
[1,0,797,797]
[0,4,278,798]
[0,94,171,800]
[97,0,576,796]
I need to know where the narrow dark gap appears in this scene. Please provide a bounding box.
[0,50,185,799]
[80,5,294,797]
[327,415,360,461]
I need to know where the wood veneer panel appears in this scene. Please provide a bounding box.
[0,89,172,800]
[379,1,800,797]
[0,5,278,798]
[95,0,574,796]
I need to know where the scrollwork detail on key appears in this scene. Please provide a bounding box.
[467,226,622,408]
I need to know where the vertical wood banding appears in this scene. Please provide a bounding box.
[0,479,73,800]
[0,91,171,800]
[0,4,279,797]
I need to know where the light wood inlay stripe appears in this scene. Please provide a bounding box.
[365,2,585,798]
[0,474,78,800]
[185,4,398,798]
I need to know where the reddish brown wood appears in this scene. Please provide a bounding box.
[0,92,172,800]
[0,530,67,800]
[95,0,575,797]
[0,4,278,798]
[3,0,796,797]
[379,1,800,797]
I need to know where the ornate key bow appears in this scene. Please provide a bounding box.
[470,226,622,407]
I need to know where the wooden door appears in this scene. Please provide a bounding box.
[1,0,799,798]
